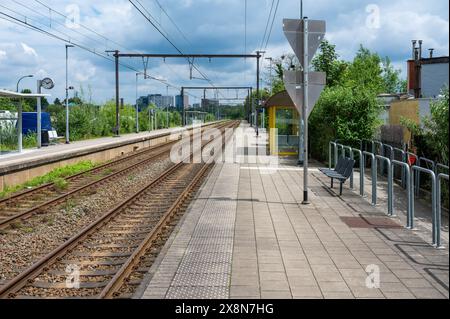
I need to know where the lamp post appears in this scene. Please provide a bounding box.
[166,85,170,128]
[16,75,33,92]
[265,57,273,94]
[65,44,74,144]
[135,72,143,133]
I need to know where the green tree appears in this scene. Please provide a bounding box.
[312,40,348,87]
[381,57,405,93]
[309,45,385,161]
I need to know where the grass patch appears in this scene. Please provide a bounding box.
[22,227,34,233]
[64,199,77,212]
[0,160,97,199]
[53,178,69,191]
[101,168,114,176]
[41,215,55,226]
[9,221,23,229]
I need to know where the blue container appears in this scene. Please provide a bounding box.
[21,112,53,135]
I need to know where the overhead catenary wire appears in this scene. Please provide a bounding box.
[264,0,280,50]
[260,0,275,50]
[129,0,225,98]
[9,0,111,52]
[33,0,138,53]
[0,10,183,92]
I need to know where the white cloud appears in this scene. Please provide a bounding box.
[21,43,38,58]
[0,0,448,103]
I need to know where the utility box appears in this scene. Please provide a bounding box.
[21,112,53,135]
[41,130,49,146]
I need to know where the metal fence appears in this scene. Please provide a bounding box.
[328,140,448,249]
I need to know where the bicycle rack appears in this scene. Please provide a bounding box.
[352,149,364,196]
[363,151,376,206]
[416,157,435,197]
[393,147,407,188]
[376,155,392,215]
[436,173,448,249]
[411,166,437,247]
[343,146,353,188]
[329,141,337,169]
[390,160,412,226]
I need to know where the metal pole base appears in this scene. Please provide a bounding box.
[65,141,70,144]
[301,191,310,205]
[297,160,304,166]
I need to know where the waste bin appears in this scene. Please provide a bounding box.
[41,130,49,147]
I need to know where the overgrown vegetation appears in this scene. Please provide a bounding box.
[309,42,405,161]
[0,160,96,198]
[1,86,220,150]
[402,87,449,164]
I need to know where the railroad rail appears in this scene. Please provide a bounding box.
[0,121,227,229]
[0,120,239,298]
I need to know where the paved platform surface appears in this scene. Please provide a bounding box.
[0,124,212,172]
[140,125,449,299]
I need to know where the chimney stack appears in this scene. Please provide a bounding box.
[418,40,423,60]
[412,40,417,59]
[429,48,434,58]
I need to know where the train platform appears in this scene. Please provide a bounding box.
[0,123,216,191]
[139,123,449,299]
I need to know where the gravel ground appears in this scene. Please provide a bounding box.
[0,155,174,282]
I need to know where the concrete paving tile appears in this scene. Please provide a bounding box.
[318,281,351,293]
[409,288,447,299]
[349,287,385,298]
[261,291,293,299]
[290,286,322,298]
[400,278,435,289]
[229,285,260,297]
[259,263,285,272]
[260,280,290,291]
[382,291,416,299]
[259,271,287,282]
[322,291,355,299]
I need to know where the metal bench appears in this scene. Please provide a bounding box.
[320,157,355,195]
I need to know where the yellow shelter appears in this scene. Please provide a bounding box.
[263,90,300,156]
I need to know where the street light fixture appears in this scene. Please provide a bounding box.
[16,75,33,92]
[135,72,144,133]
[65,44,74,144]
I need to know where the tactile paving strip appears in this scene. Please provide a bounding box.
[166,286,228,299]
[177,261,231,274]
[172,273,230,287]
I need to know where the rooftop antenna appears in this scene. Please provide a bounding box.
[300,0,303,19]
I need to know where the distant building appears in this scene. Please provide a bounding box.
[201,98,219,109]
[175,94,189,108]
[137,94,174,109]
[407,41,449,98]
[378,41,449,148]
[192,103,201,108]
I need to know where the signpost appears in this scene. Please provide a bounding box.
[283,18,326,204]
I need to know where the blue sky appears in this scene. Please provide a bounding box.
[0,0,448,105]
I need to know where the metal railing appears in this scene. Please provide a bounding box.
[390,160,412,228]
[328,140,448,248]
[411,166,437,247]
[376,155,392,215]
[363,151,377,206]
[352,148,364,196]
[343,145,353,188]
[436,173,448,249]
[416,157,435,197]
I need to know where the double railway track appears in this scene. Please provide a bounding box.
[0,122,225,229]
[0,120,239,298]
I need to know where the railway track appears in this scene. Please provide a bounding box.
[0,121,227,229]
[0,120,239,298]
